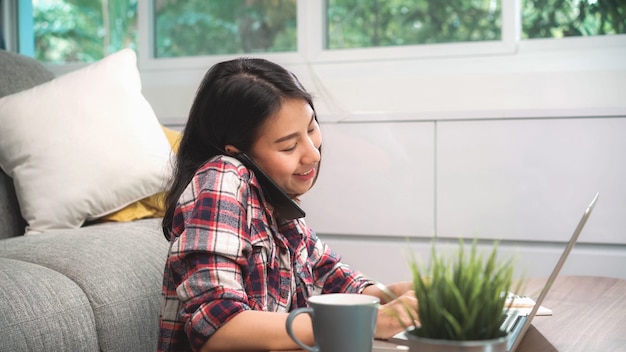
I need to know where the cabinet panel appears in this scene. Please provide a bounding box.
[437,117,626,244]
[302,122,435,237]
[320,236,626,282]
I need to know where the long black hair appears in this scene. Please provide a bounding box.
[162,58,318,239]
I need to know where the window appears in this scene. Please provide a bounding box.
[522,0,626,39]
[31,0,137,63]
[13,0,626,64]
[153,0,296,58]
[326,0,502,49]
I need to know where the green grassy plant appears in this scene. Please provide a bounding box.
[408,238,518,341]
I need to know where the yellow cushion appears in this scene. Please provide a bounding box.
[100,126,182,222]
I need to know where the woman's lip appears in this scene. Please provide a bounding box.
[295,168,316,180]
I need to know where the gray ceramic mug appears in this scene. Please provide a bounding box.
[286,293,379,352]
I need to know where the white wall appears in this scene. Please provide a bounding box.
[139,36,626,281]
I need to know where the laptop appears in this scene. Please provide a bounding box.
[387,192,599,352]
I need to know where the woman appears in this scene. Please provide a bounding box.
[158,58,417,351]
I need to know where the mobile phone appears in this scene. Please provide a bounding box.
[234,153,306,220]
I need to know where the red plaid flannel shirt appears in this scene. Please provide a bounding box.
[158,156,373,352]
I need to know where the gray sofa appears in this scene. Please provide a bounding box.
[0,50,169,351]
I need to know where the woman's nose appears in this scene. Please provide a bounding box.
[302,137,321,165]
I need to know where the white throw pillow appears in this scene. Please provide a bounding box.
[0,49,172,234]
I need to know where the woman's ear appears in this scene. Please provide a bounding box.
[224,145,241,155]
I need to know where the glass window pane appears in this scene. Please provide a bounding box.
[32,0,137,63]
[522,0,626,39]
[154,0,297,58]
[326,0,502,50]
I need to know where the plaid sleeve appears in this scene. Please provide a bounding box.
[161,160,255,351]
[303,224,374,294]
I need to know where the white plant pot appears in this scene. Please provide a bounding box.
[405,334,509,352]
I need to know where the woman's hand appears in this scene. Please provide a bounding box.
[362,281,419,339]
[374,290,418,339]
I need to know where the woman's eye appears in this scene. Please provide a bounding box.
[282,145,297,152]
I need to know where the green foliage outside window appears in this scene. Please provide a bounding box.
[326,0,502,49]
[28,0,625,64]
[522,0,626,38]
[33,0,137,63]
[154,0,297,58]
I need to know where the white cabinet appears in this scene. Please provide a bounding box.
[301,121,435,238]
[301,117,626,245]
[278,117,626,279]
[436,117,626,244]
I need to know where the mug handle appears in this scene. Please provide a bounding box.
[286,307,318,352]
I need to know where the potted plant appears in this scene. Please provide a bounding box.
[402,238,520,352]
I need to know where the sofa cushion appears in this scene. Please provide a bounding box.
[0,218,169,352]
[0,50,55,98]
[101,126,182,223]
[0,172,26,240]
[0,49,172,234]
[0,50,55,239]
[0,257,99,351]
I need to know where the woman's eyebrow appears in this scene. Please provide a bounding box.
[273,113,316,144]
[274,132,299,144]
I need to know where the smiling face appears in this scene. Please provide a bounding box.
[247,98,321,198]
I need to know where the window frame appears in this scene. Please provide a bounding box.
[136,0,305,71]
[10,0,623,70]
[1,0,33,53]
[138,0,522,70]
[307,0,520,63]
